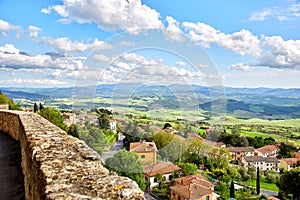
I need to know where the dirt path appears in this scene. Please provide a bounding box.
[0,132,24,200]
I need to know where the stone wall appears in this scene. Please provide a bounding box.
[0,110,144,200]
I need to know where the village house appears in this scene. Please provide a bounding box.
[280,158,300,171]
[226,147,255,161]
[256,145,279,157]
[294,150,300,159]
[109,118,117,133]
[62,112,76,126]
[170,174,214,200]
[242,156,280,172]
[129,140,157,164]
[143,162,181,189]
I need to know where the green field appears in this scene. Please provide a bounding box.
[236,179,279,192]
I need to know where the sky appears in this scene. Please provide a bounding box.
[0,0,300,88]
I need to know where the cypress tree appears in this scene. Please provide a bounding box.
[34,103,38,113]
[230,180,235,198]
[256,167,260,195]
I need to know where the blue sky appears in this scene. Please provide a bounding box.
[0,0,300,88]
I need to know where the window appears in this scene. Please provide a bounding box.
[145,177,148,181]
[141,155,145,159]
[154,177,157,183]
[206,196,210,200]
[172,192,175,196]
[178,197,181,200]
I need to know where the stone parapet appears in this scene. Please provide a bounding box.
[0,110,144,200]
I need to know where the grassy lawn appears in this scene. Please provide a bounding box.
[236,179,279,192]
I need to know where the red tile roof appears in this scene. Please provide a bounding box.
[173,174,213,189]
[129,141,157,152]
[143,162,181,177]
[282,158,299,165]
[170,174,214,200]
[170,184,212,200]
[256,145,278,154]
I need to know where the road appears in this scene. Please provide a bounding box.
[101,135,125,163]
[260,189,278,197]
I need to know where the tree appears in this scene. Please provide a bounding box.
[277,167,300,200]
[177,162,198,176]
[39,102,44,111]
[278,143,297,158]
[67,124,79,138]
[230,180,235,198]
[105,149,146,191]
[163,122,172,129]
[38,107,68,131]
[256,167,260,195]
[96,108,112,130]
[0,92,21,110]
[34,103,38,113]
[151,131,174,150]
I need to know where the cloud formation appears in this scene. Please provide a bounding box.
[182,22,262,57]
[164,16,184,42]
[249,1,300,21]
[41,37,112,52]
[0,19,20,31]
[0,44,85,71]
[42,0,163,34]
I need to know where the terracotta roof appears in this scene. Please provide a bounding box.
[226,146,254,153]
[244,156,279,163]
[282,158,299,165]
[143,162,181,177]
[129,141,157,152]
[170,183,213,199]
[256,145,278,154]
[174,174,214,189]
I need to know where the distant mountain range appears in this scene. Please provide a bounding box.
[2,84,300,119]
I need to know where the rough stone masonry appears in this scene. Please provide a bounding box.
[0,110,145,200]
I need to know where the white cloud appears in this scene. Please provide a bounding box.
[229,63,254,71]
[120,41,135,46]
[28,25,42,37]
[41,37,112,52]
[0,44,20,54]
[249,1,300,21]
[182,22,261,57]
[164,16,184,42]
[176,61,186,66]
[259,36,300,69]
[0,44,85,71]
[0,19,20,31]
[42,0,163,34]
[0,78,66,86]
[93,54,111,63]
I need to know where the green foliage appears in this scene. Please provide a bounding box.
[105,149,146,191]
[0,92,21,110]
[278,143,297,159]
[151,131,174,150]
[177,162,198,176]
[96,108,112,130]
[67,124,79,138]
[38,107,68,131]
[277,167,300,200]
[34,103,38,113]
[158,136,187,162]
